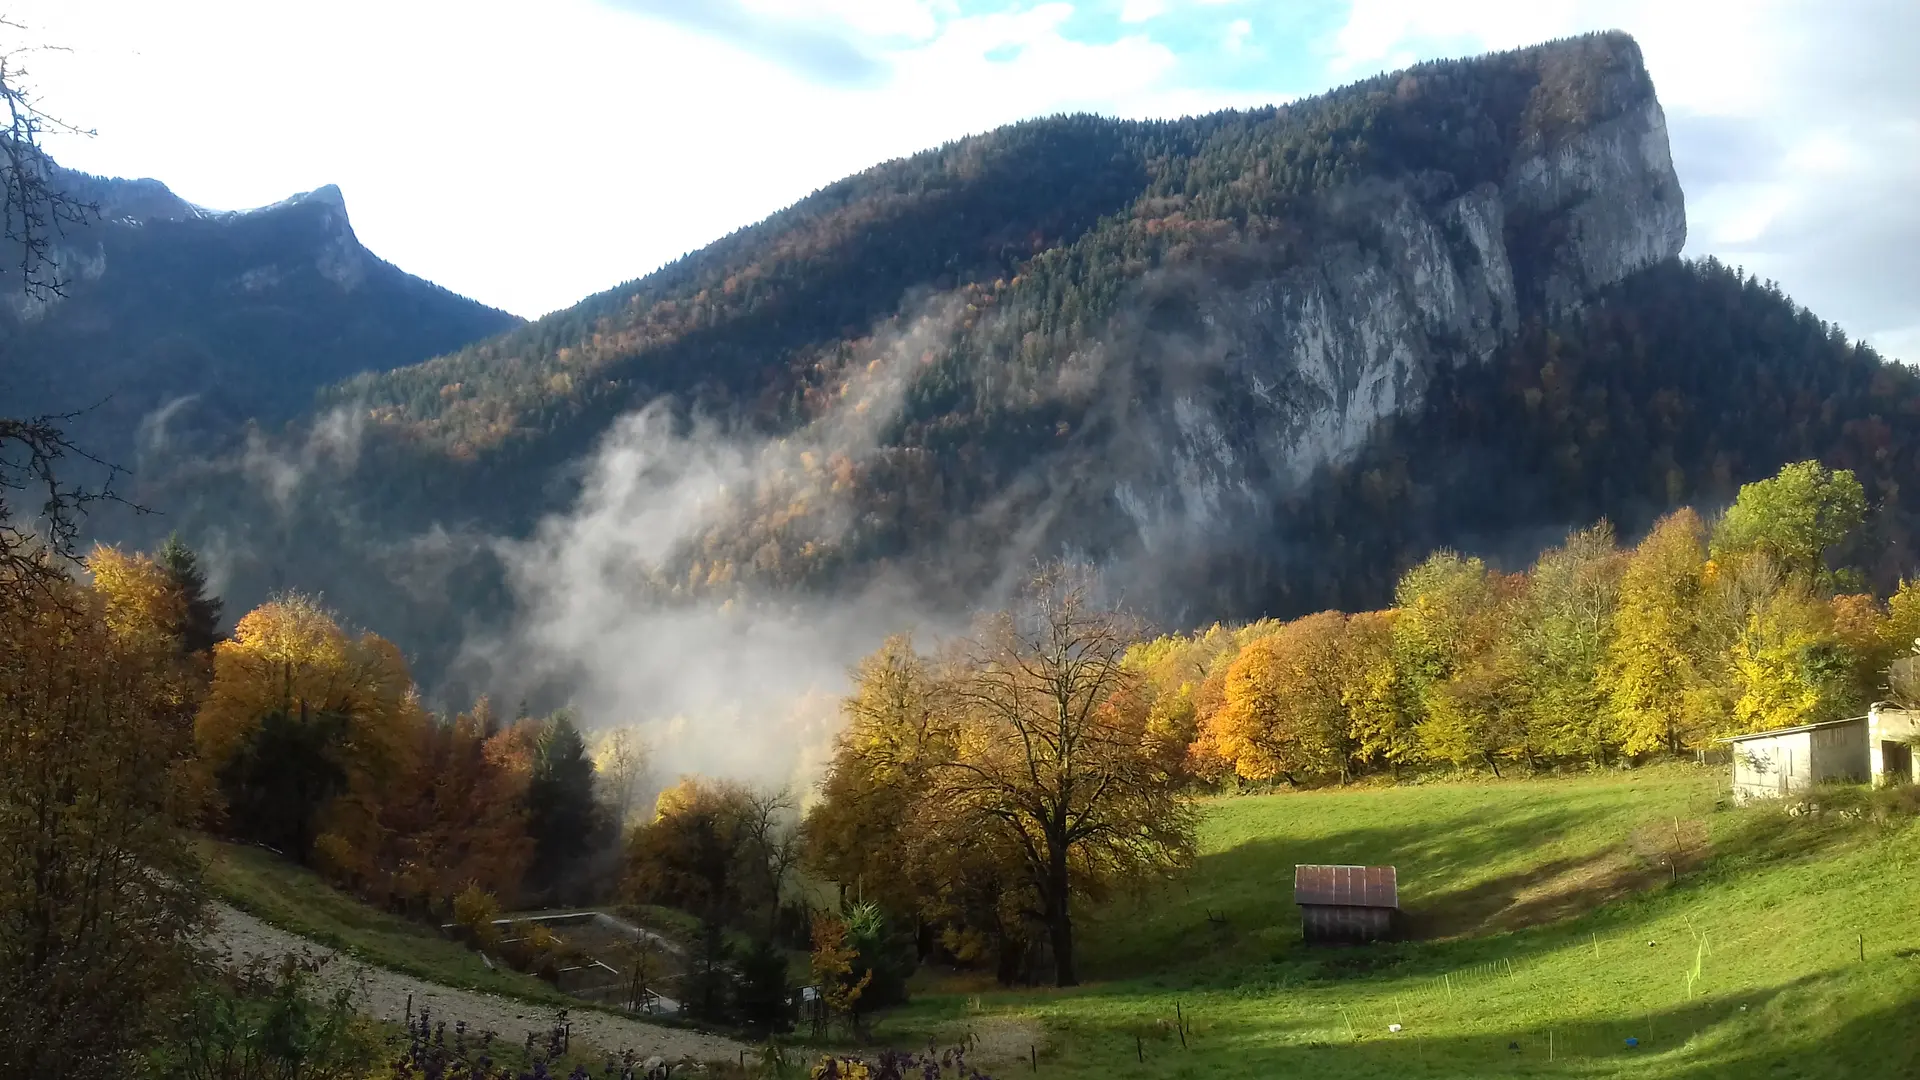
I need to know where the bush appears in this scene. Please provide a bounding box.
[453,883,503,950]
[809,1048,996,1080]
[841,902,915,1011]
[146,951,382,1080]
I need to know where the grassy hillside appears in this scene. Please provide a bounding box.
[200,839,573,1006]
[882,766,1920,1078]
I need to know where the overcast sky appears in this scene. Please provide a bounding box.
[12,0,1916,361]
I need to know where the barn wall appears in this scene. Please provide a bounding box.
[1732,732,1813,802]
[1809,720,1869,783]
[1300,904,1393,944]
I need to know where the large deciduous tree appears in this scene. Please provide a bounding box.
[195,594,418,867]
[372,698,533,914]
[1209,611,1355,785]
[933,563,1196,987]
[1515,524,1625,763]
[1710,460,1866,582]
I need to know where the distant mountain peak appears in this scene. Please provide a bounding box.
[251,182,349,220]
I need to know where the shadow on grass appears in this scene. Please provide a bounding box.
[944,966,1920,1080]
[1077,798,1643,981]
[1079,788,1898,986]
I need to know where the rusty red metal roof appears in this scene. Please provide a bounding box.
[1294,864,1399,909]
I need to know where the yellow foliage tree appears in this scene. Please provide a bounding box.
[1605,509,1709,754]
[933,564,1196,987]
[1340,610,1414,770]
[1,570,204,1074]
[1730,581,1845,734]
[196,594,419,869]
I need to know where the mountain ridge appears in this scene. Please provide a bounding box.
[90,31,1920,701]
[0,163,521,479]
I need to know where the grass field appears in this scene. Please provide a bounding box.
[199,839,576,1006]
[879,766,1920,1078]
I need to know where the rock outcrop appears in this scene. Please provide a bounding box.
[1075,36,1686,583]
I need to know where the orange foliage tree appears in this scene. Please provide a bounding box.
[195,594,419,870]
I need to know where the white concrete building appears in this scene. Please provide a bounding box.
[1868,704,1920,784]
[1726,705,1920,802]
[1727,717,1870,802]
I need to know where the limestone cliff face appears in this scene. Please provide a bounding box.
[1086,40,1686,577]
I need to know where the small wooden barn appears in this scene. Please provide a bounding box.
[1727,717,1870,802]
[1293,864,1399,944]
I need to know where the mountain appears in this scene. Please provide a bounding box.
[0,165,521,477]
[109,31,1920,693]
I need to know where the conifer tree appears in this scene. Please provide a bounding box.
[523,711,604,899]
[157,532,224,656]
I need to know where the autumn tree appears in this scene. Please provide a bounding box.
[593,726,650,834]
[1605,509,1709,754]
[807,636,1037,982]
[1882,580,1920,706]
[809,912,871,1035]
[1727,569,1850,734]
[625,776,785,932]
[1392,553,1527,771]
[1340,610,1415,772]
[195,595,418,868]
[1514,524,1625,763]
[1828,592,1889,713]
[1710,460,1866,583]
[0,559,205,1077]
[371,698,533,915]
[805,636,952,918]
[932,563,1196,987]
[1419,603,1528,774]
[1209,611,1355,784]
[1392,551,1497,723]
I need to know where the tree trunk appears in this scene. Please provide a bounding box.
[1046,839,1077,987]
[1484,751,1503,779]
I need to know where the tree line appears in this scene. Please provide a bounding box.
[796,459,1920,995]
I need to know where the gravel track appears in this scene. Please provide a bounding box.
[208,902,754,1064]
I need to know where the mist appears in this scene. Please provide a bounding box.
[451,294,979,792]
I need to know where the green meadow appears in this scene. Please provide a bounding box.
[879,766,1920,1078]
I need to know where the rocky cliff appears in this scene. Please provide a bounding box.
[1064,48,1687,597]
[0,166,519,477]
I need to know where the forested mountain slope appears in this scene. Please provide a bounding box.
[0,165,520,475]
[112,31,1920,687]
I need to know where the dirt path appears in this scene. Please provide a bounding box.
[208,902,754,1064]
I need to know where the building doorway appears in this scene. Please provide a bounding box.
[1882,741,1913,785]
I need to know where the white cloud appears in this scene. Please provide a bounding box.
[6,0,1204,319]
[8,0,1912,364]
[1225,17,1253,53]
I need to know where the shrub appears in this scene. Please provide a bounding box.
[453,883,503,950]
[147,951,381,1080]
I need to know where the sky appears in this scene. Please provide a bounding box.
[10,0,1916,362]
